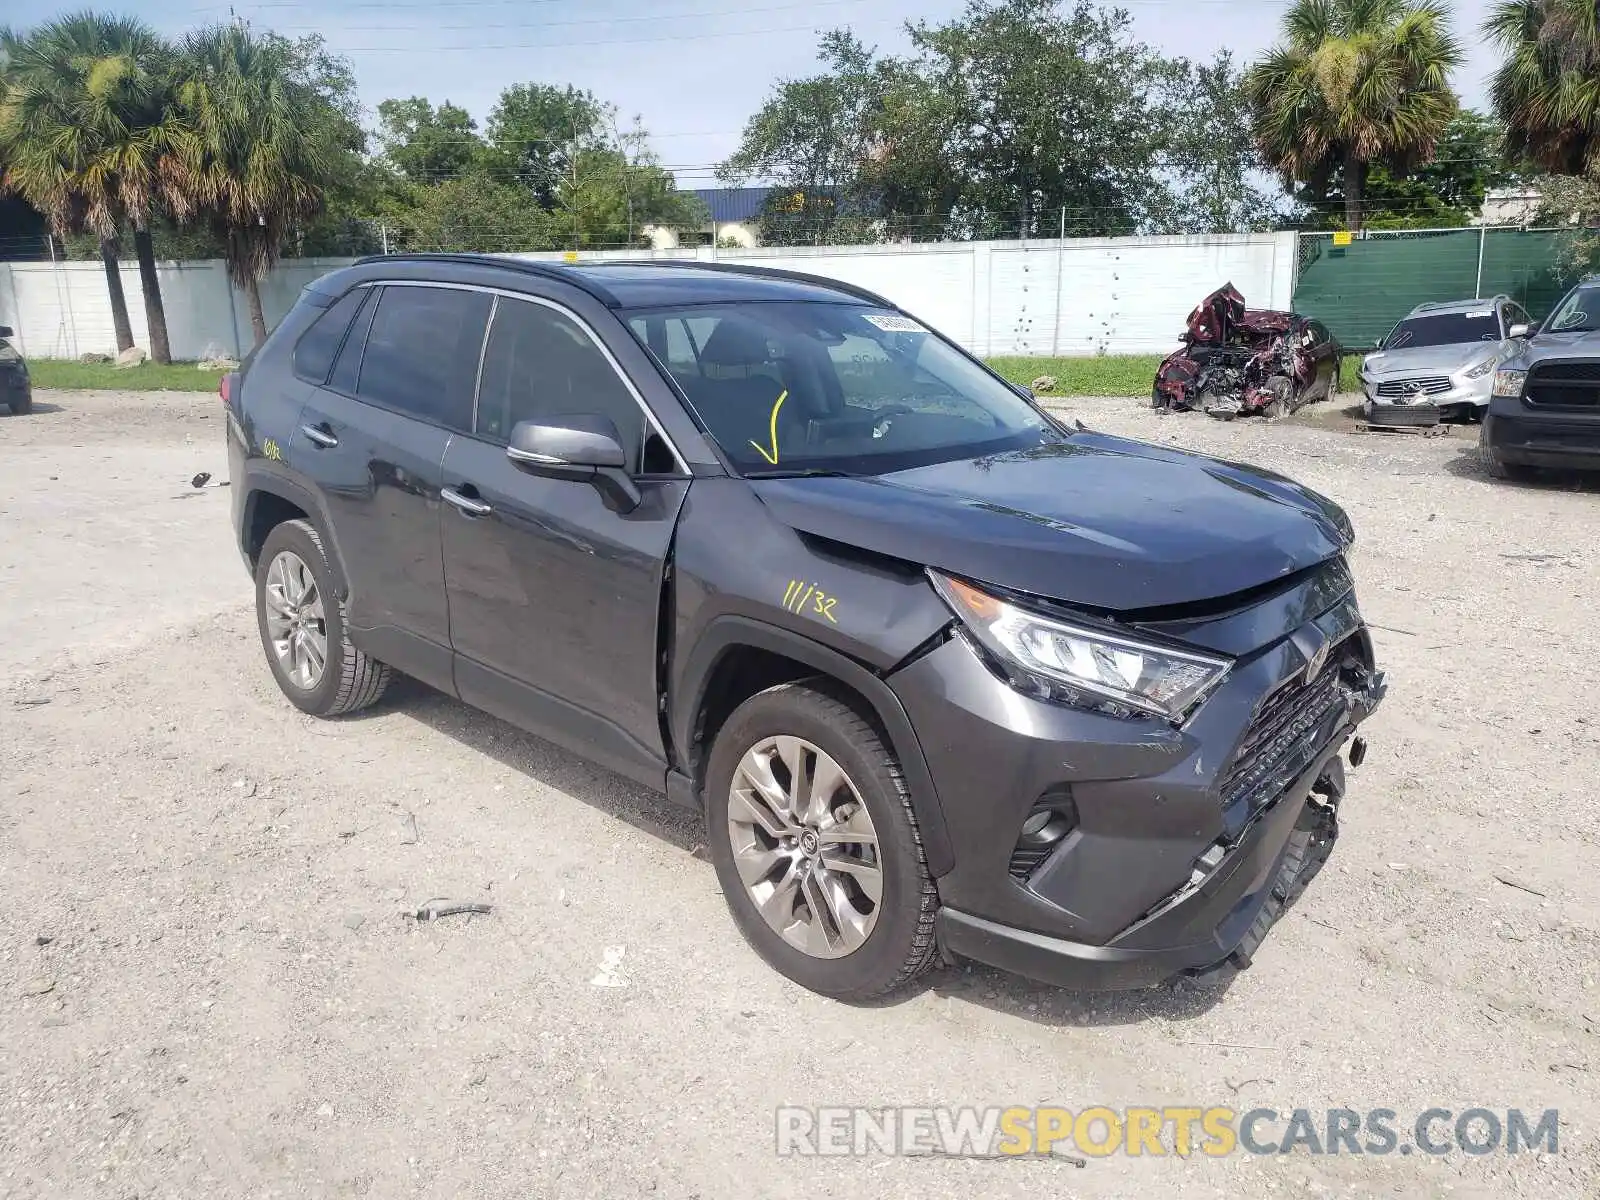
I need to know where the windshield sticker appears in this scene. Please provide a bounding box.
[863,314,925,333]
[749,389,789,465]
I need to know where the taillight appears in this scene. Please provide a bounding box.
[219,373,235,406]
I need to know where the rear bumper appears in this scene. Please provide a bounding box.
[938,730,1358,990]
[1485,406,1600,470]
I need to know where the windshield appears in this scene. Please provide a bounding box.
[1543,284,1600,334]
[626,302,1059,475]
[1383,311,1502,350]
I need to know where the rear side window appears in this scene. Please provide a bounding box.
[327,288,378,395]
[356,285,491,430]
[292,289,366,384]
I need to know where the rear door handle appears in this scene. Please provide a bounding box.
[442,486,492,517]
[301,423,338,449]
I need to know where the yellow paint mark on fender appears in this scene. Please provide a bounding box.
[262,437,283,462]
[783,578,839,623]
[749,389,789,465]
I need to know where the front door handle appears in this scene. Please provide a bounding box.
[442,486,493,517]
[301,423,338,449]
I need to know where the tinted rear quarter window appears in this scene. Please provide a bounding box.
[292,288,366,384]
[357,285,491,430]
[327,288,377,394]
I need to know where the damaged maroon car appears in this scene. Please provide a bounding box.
[1153,283,1342,419]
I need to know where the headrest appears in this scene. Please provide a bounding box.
[699,317,773,366]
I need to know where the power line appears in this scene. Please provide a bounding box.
[322,21,898,52]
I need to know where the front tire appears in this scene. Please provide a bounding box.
[705,682,938,1000]
[7,389,31,415]
[254,519,390,716]
[1479,420,1538,482]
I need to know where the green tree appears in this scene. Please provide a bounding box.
[1245,0,1462,232]
[1309,109,1517,227]
[482,83,604,207]
[376,96,481,183]
[169,24,360,345]
[0,13,183,360]
[1487,0,1600,175]
[719,31,904,243]
[1157,50,1288,234]
[381,168,559,252]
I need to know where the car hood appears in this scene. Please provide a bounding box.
[1363,341,1500,377]
[1522,327,1600,359]
[749,432,1351,613]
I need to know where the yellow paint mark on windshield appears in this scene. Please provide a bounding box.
[749,389,789,465]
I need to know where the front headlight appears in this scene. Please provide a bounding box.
[929,571,1232,723]
[1492,369,1527,398]
[1464,356,1498,379]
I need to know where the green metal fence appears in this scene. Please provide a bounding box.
[1293,227,1582,349]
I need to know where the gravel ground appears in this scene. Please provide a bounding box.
[1,390,1596,1199]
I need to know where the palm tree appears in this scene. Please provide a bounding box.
[1486,0,1600,175]
[1245,0,1462,231]
[0,13,182,361]
[169,24,341,347]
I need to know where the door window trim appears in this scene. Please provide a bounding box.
[358,279,689,475]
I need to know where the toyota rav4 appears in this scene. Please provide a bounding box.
[224,255,1386,1000]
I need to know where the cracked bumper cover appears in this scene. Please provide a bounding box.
[898,620,1387,991]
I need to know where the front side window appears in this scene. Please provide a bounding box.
[356,285,490,430]
[478,298,671,474]
[1383,311,1502,350]
[627,302,1055,475]
[1543,284,1600,334]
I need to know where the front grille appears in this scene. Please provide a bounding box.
[1526,362,1600,408]
[1220,648,1352,815]
[1367,401,1439,426]
[1375,375,1452,398]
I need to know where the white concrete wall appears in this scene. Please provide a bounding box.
[0,233,1296,361]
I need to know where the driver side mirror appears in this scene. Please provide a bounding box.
[1508,322,1531,339]
[0,325,12,338]
[506,415,640,513]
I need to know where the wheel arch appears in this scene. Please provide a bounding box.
[240,469,349,599]
[673,615,954,877]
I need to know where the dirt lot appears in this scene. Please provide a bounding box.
[2,390,1596,1199]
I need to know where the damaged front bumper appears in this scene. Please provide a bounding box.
[896,571,1387,992]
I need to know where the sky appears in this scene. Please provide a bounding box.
[11,0,1506,187]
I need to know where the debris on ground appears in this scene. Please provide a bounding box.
[191,472,212,489]
[411,898,493,922]
[1029,374,1058,394]
[20,976,56,997]
[78,352,113,364]
[114,347,149,368]
[1153,283,1327,420]
[197,356,241,371]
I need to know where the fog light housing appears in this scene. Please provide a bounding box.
[1008,789,1079,882]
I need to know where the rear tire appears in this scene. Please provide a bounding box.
[7,389,31,415]
[705,682,938,1001]
[254,519,390,716]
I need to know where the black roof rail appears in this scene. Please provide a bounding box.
[349,252,623,306]
[572,257,896,308]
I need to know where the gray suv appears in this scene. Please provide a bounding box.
[1359,296,1532,425]
[224,255,1385,999]
[1481,276,1600,481]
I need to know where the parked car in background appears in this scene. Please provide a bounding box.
[1358,296,1531,426]
[1153,283,1341,419]
[0,325,31,415]
[1480,276,1600,481]
[225,255,1385,1000]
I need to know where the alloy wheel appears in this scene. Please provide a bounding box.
[726,735,883,959]
[263,550,328,690]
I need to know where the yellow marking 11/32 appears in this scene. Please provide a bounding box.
[784,579,839,624]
